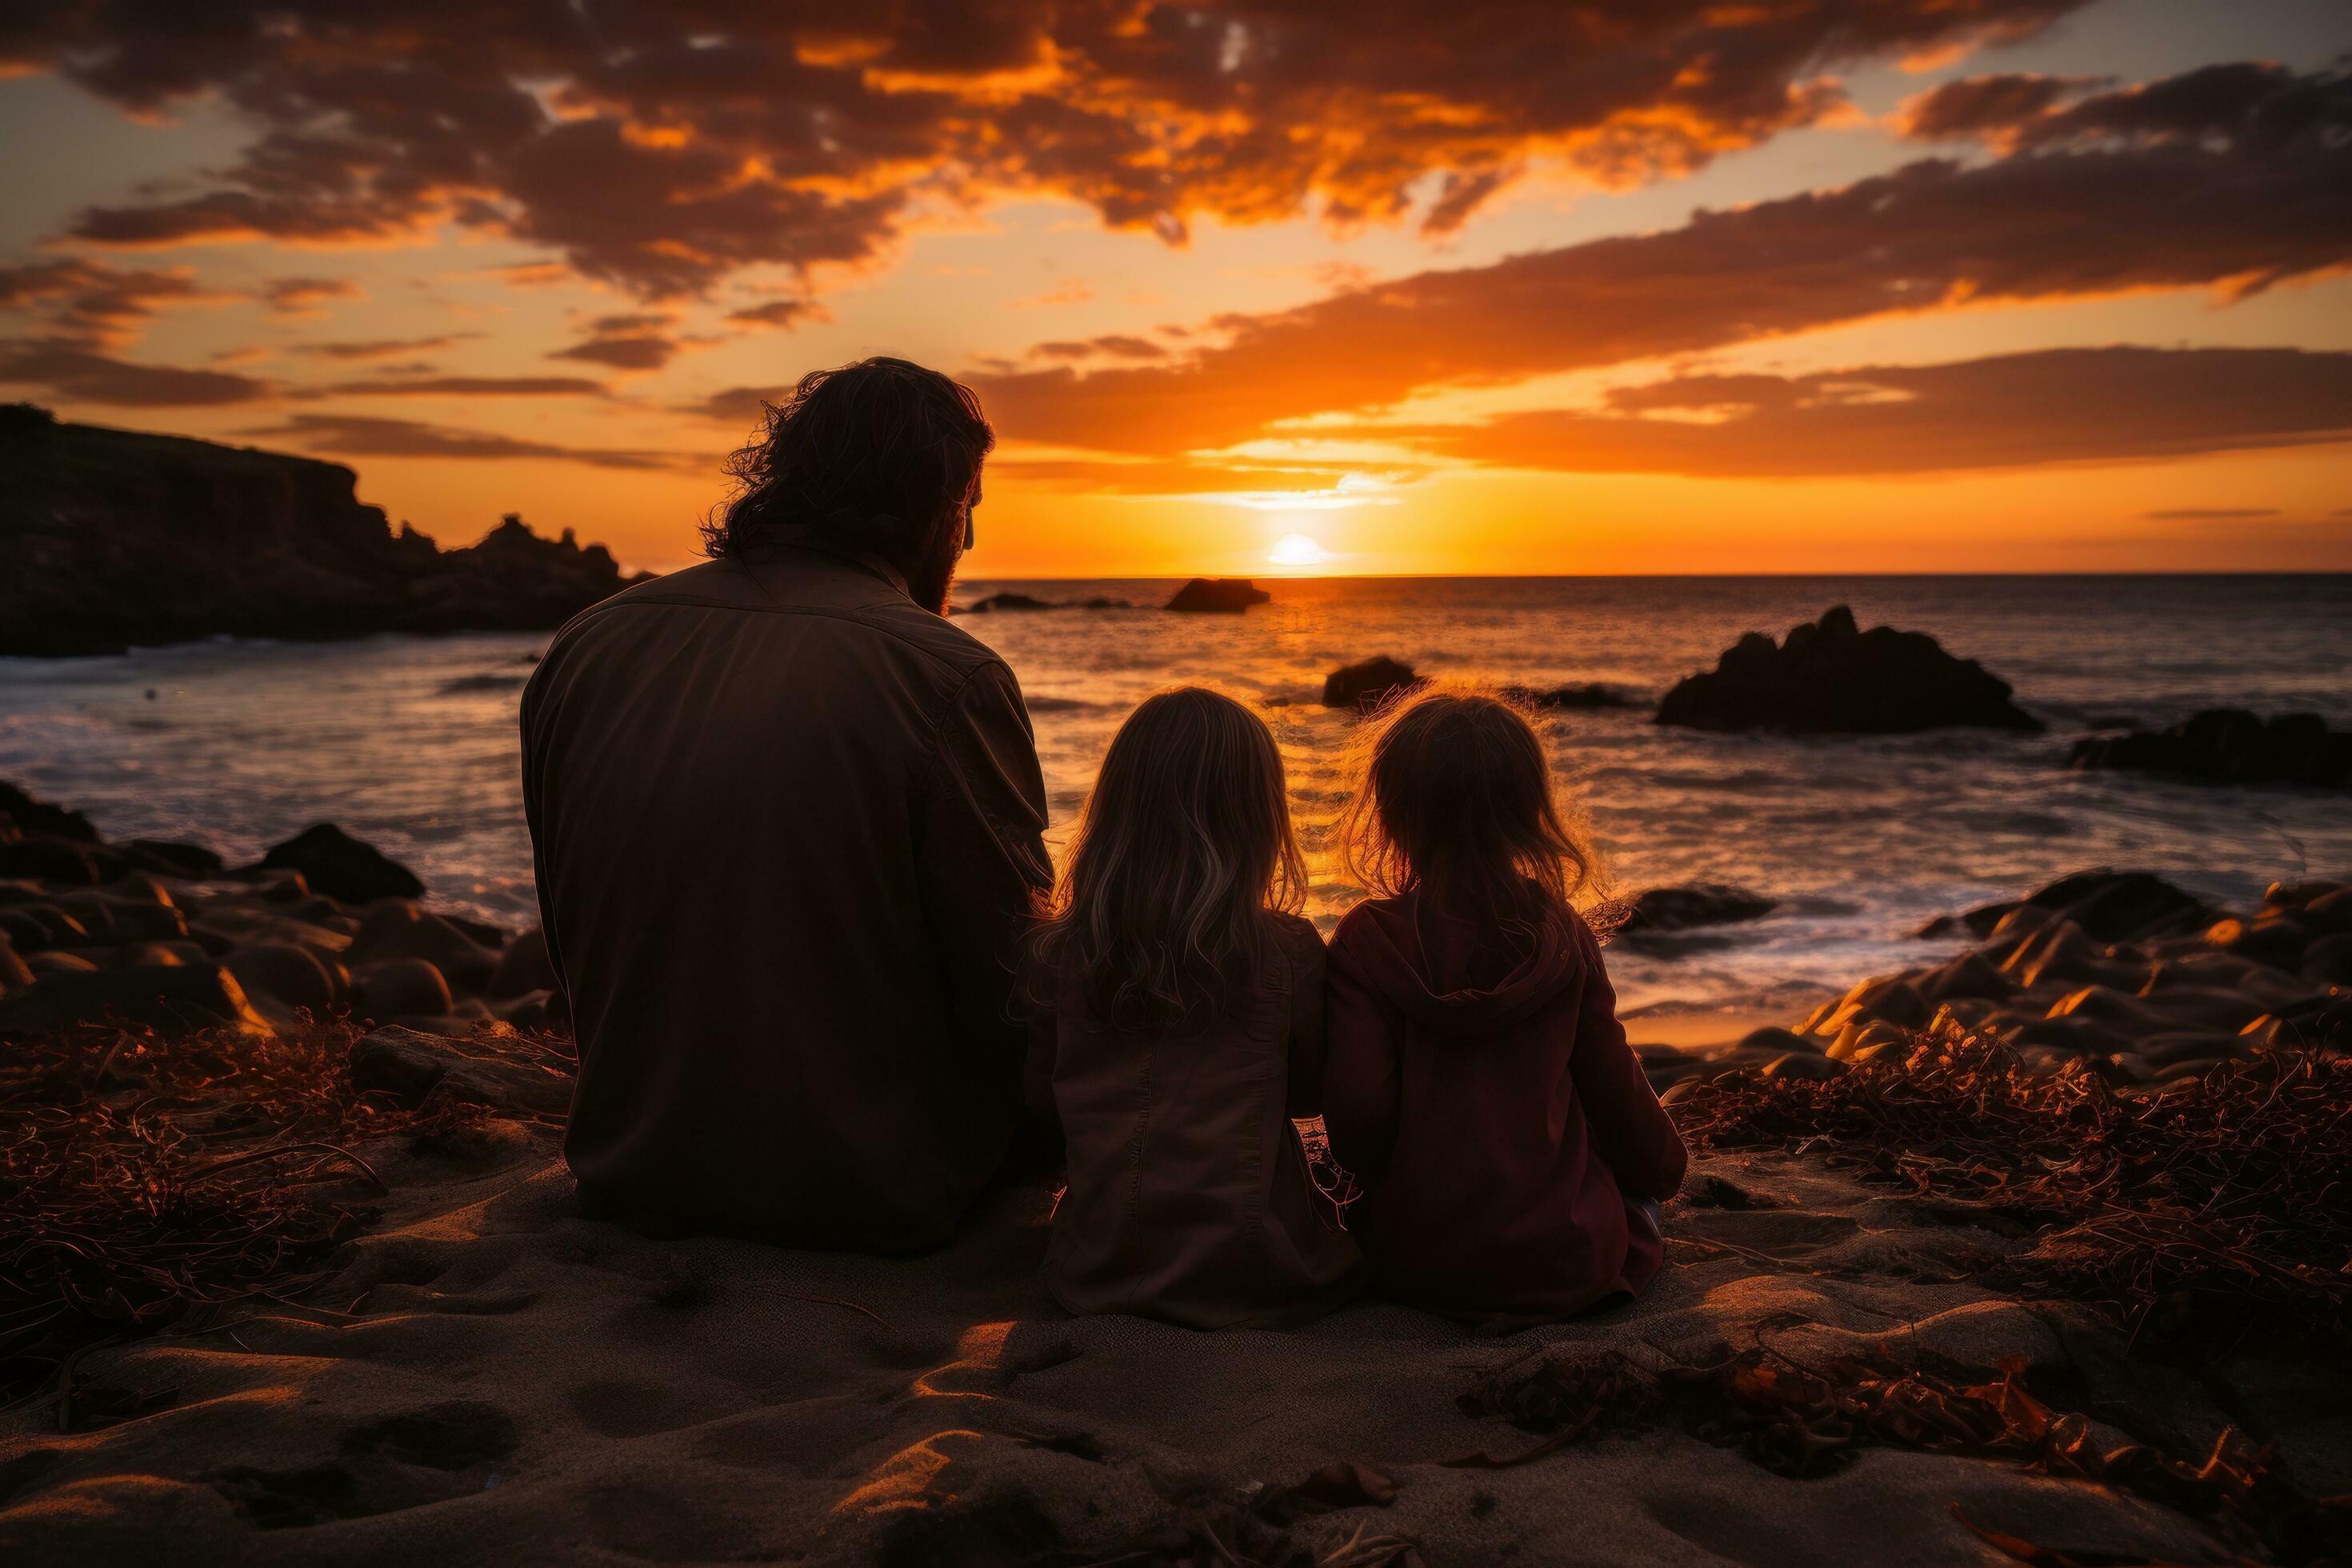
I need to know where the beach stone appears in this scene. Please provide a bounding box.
[0,940,33,994]
[2022,870,2212,942]
[1762,1050,1844,1080]
[0,962,273,1038]
[2302,931,2352,985]
[2070,708,2352,786]
[122,838,224,878]
[1162,577,1270,613]
[100,870,178,908]
[0,834,106,883]
[0,781,99,842]
[103,941,206,968]
[2126,980,2274,1032]
[1912,899,2016,939]
[486,927,558,1000]
[2203,914,2309,969]
[2006,921,2141,990]
[51,892,187,945]
[2046,986,2184,1039]
[494,989,562,1029]
[348,902,498,992]
[1655,604,2042,734]
[354,958,454,1022]
[258,824,423,904]
[26,950,98,975]
[1917,950,2010,1003]
[1619,883,1777,934]
[2294,886,2352,934]
[2138,1032,2248,1070]
[0,903,89,951]
[225,942,342,1014]
[349,1026,571,1114]
[1321,656,1424,710]
[1738,1026,1816,1056]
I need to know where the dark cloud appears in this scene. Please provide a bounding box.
[686,385,790,427]
[2145,507,2282,520]
[1404,348,2352,477]
[237,413,700,470]
[312,375,610,398]
[550,313,680,371]
[1905,62,2348,154]
[259,275,362,314]
[7,1,2090,298]
[1898,73,2108,141]
[1031,334,1170,362]
[722,298,822,330]
[0,258,220,346]
[0,338,271,405]
[970,65,2352,454]
[296,334,482,360]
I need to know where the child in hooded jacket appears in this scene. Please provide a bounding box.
[1025,686,1365,1330]
[1322,688,1686,1322]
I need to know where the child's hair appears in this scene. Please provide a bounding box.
[1338,685,1603,936]
[1028,686,1307,1032]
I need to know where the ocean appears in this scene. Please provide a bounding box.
[3,574,2346,1026]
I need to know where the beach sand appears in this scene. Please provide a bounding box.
[6,1094,2325,1567]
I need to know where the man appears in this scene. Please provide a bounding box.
[521,358,1052,1253]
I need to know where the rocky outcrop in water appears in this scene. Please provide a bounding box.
[2070,710,2352,788]
[1618,884,1778,936]
[1507,682,1638,710]
[1322,657,1425,710]
[958,591,1131,613]
[0,780,558,1039]
[0,404,644,656]
[1164,578,1270,613]
[1655,606,2042,734]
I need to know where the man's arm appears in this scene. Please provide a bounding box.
[918,661,1054,1098]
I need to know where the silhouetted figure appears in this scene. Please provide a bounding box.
[522,358,1051,1252]
[1024,688,1365,1328]
[1322,690,1686,1322]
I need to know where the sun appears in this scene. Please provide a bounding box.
[1267,531,1330,568]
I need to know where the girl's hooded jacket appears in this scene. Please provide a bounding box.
[1322,891,1686,1321]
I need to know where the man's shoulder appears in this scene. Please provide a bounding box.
[550,559,1009,686]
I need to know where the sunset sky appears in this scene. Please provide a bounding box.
[2,1,2348,578]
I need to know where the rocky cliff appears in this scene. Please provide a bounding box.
[0,404,643,655]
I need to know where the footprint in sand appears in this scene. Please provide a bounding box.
[1674,1209,1862,1259]
[209,1402,518,1530]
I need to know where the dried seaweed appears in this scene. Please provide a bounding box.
[1456,1346,2349,1564]
[1669,1034,2352,1350]
[0,1017,573,1418]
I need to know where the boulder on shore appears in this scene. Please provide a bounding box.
[1164,578,1270,613]
[1655,606,2042,734]
[2070,710,2352,788]
[1322,657,1426,711]
[258,824,425,904]
[960,591,1130,614]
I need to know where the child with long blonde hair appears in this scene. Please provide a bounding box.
[1026,687,1364,1329]
[1322,686,1685,1322]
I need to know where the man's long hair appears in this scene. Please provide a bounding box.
[701,358,994,599]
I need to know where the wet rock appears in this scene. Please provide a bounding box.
[0,835,109,884]
[0,782,98,842]
[354,958,454,1022]
[349,1026,570,1114]
[1504,682,1636,710]
[1738,1026,1818,1056]
[225,942,343,1014]
[2203,914,2310,970]
[1913,900,2018,940]
[2021,870,2214,942]
[2070,709,2352,787]
[486,928,558,1001]
[0,941,33,994]
[0,962,273,1038]
[1917,951,2010,1003]
[1655,605,2042,734]
[1321,657,1425,711]
[1618,883,1776,935]
[0,904,88,951]
[1763,1051,1845,1080]
[2304,931,2352,986]
[347,902,496,994]
[1163,578,1270,613]
[50,892,186,945]
[123,839,223,877]
[258,824,423,904]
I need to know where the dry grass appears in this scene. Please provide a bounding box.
[1668,1034,2352,1352]
[0,1016,572,1422]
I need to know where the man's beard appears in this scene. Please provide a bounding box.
[906,518,962,615]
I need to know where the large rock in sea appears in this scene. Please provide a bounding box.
[0,406,645,655]
[258,824,425,904]
[2070,710,2352,788]
[1165,578,1270,613]
[1654,606,2042,734]
[1322,657,1425,711]
[1618,884,1778,935]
